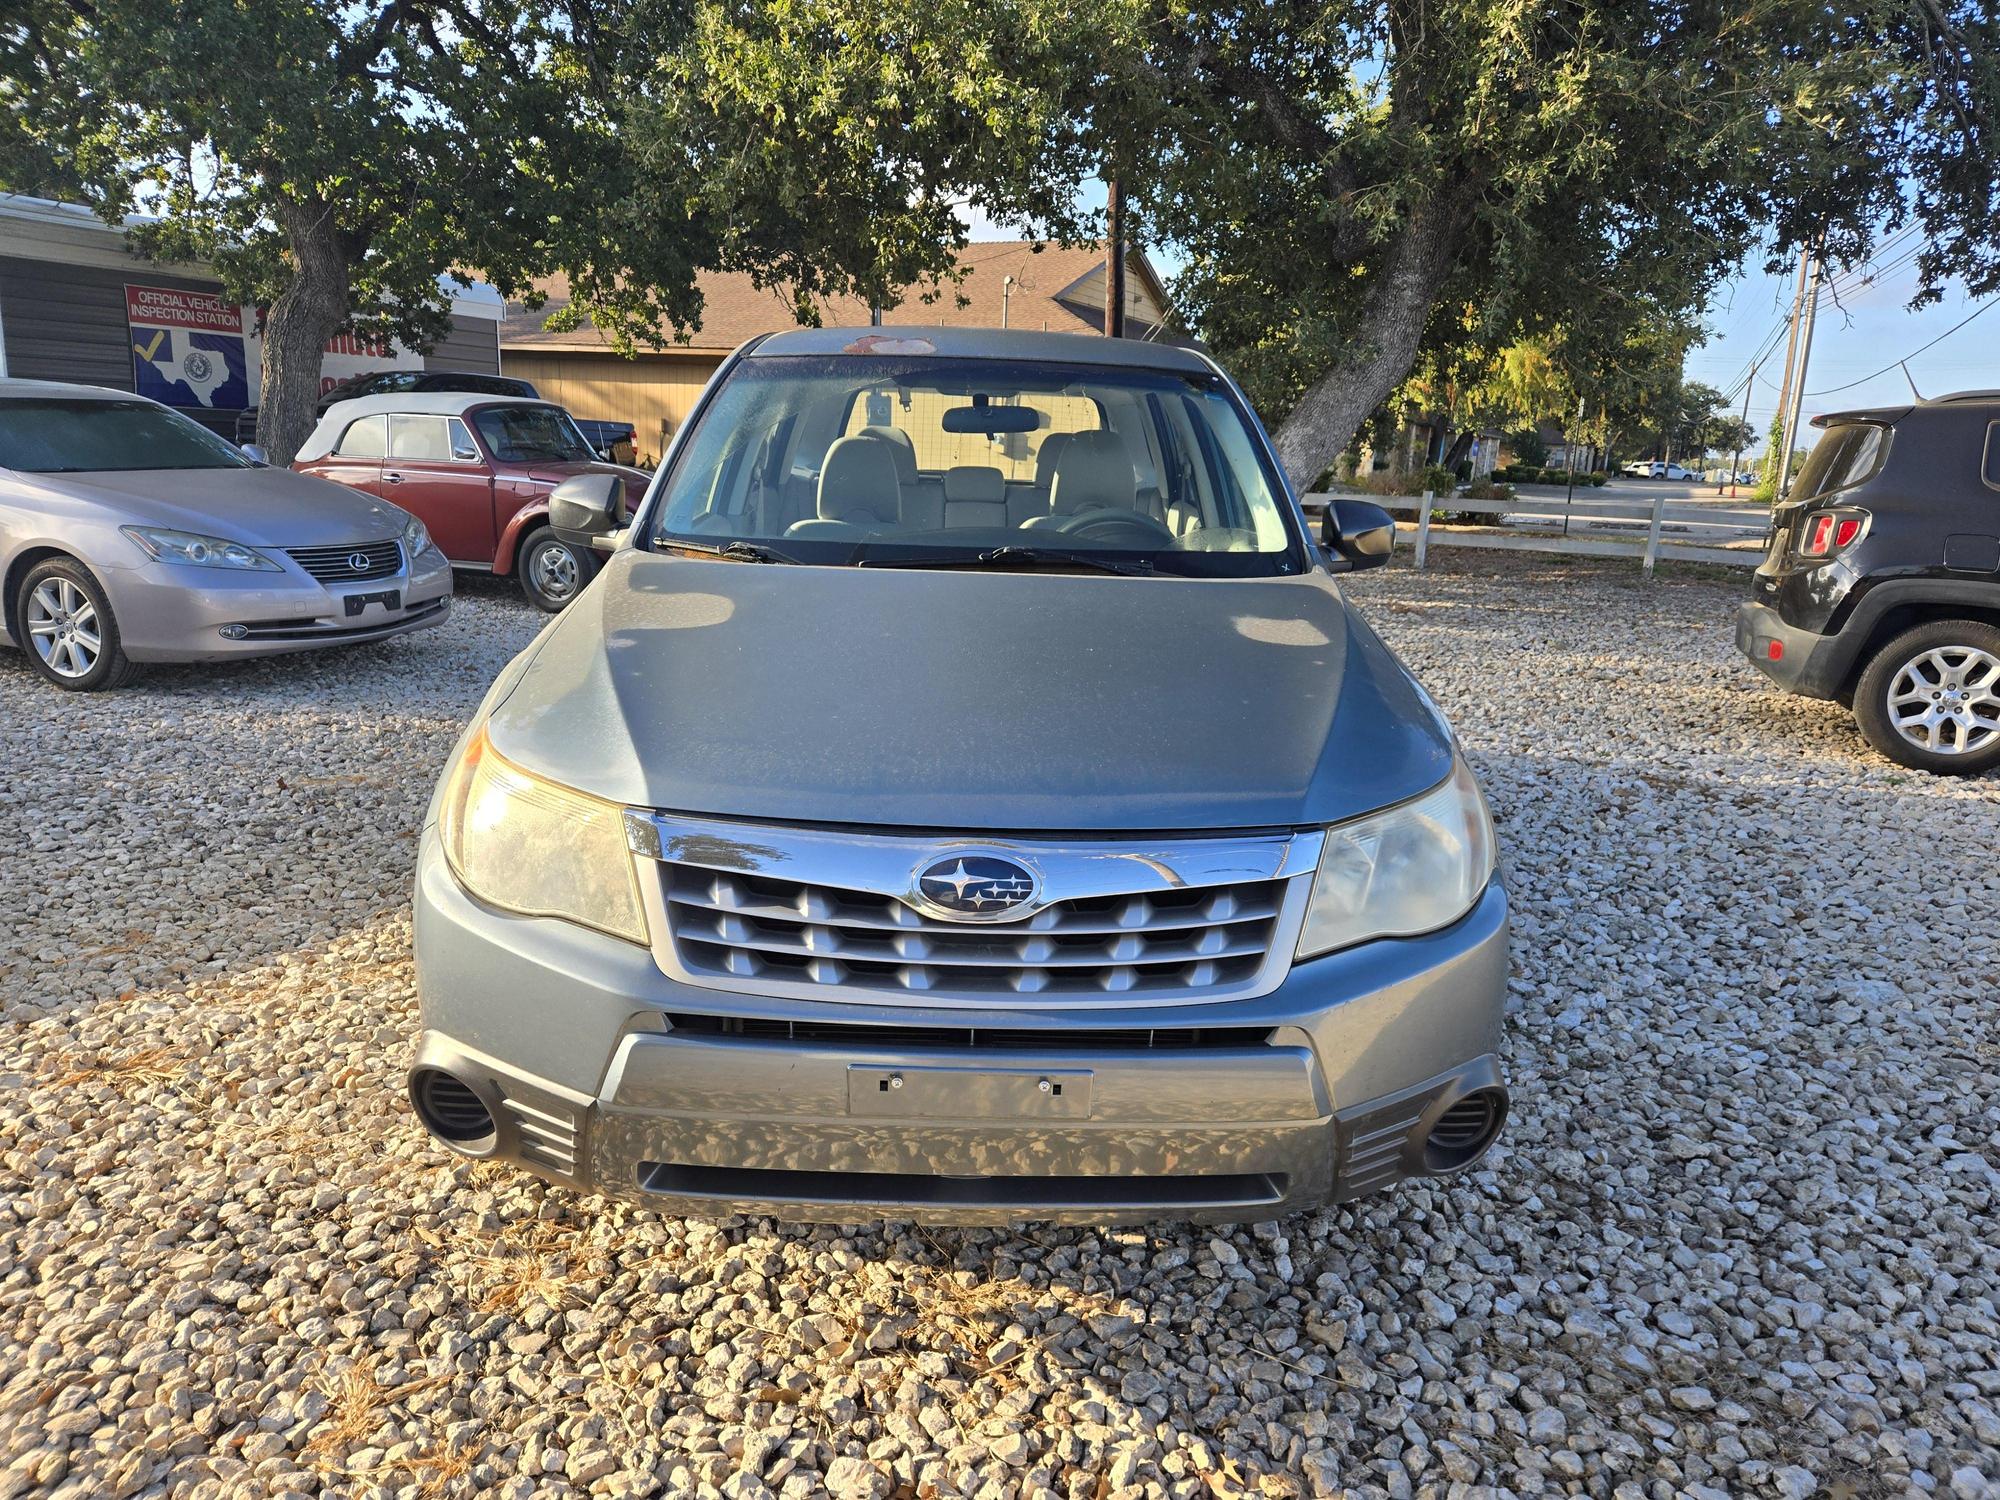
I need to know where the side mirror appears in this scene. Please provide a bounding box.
[240,443,269,466]
[1320,498,1395,572]
[549,472,624,544]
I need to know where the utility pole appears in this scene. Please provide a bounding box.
[1777,243,1824,500]
[1724,358,1756,496]
[1766,246,1812,489]
[1103,177,1126,339]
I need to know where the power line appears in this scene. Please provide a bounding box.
[1803,296,2000,397]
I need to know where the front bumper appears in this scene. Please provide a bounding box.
[1735,599,1847,699]
[411,830,1512,1224]
[100,551,453,662]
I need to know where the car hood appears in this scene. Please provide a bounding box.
[486,552,1455,832]
[18,465,407,547]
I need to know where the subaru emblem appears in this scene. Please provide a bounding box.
[909,853,1042,923]
[348,551,371,572]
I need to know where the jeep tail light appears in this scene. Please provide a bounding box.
[1797,508,1868,560]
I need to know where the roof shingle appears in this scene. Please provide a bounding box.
[500,241,1175,353]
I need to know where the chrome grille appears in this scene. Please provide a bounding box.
[287,538,401,583]
[627,813,1321,1007]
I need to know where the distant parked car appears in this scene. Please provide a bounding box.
[234,370,541,445]
[293,394,648,611]
[1738,391,2000,774]
[572,418,640,467]
[0,380,449,690]
[1622,460,1694,480]
[316,369,538,416]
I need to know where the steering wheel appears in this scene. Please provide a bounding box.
[1056,509,1175,545]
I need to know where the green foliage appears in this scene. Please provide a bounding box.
[1122,0,2000,477]
[1507,428,1550,468]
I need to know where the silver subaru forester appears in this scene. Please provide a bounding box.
[409,328,1508,1224]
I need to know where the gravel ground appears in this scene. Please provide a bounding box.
[3,557,1997,1500]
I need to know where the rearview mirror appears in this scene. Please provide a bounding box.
[1320,498,1395,572]
[549,472,624,543]
[240,443,269,466]
[941,404,1040,435]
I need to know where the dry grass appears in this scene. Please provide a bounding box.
[407,1440,479,1498]
[302,1360,391,1466]
[415,1216,605,1316]
[46,1045,187,1092]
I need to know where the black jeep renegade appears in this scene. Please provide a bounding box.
[1737,391,2000,775]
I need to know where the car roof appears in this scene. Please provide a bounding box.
[747,325,1216,375]
[0,377,152,403]
[319,392,554,420]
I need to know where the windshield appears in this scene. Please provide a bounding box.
[0,398,253,473]
[472,404,595,463]
[648,355,1304,575]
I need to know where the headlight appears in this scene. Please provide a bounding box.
[1296,755,1495,959]
[121,526,281,571]
[439,727,648,943]
[403,514,436,558]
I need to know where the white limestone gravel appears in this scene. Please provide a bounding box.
[2,557,1997,1500]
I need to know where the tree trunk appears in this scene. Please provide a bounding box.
[1270,198,1470,494]
[256,199,352,465]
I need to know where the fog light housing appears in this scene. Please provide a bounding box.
[218,624,249,640]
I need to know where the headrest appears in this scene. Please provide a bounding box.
[818,435,902,524]
[1033,432,1073,491]
[942,466,1005,506]
[1049,430,1137,515]
[859,425,918,484]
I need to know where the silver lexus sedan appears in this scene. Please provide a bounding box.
[0,380,451,690]
[408,327,1509,1225]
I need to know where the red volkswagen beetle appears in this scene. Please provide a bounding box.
[293,394,648,610]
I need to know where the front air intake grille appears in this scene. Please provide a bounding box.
[287,538,401,582]
[631,814,1320,1007]
[666,1012,1273,1051]
[664,868,1288,1002]
[410,1069,494,1143]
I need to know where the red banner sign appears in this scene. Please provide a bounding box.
[124,284,242,335]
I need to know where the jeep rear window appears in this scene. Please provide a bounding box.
[1790,422,1887,502]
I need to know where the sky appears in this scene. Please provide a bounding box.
[1684,238,1996,454]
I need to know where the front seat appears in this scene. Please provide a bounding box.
[787,435,903,539]
[863,425,940,528]
[1023,430,1139,530]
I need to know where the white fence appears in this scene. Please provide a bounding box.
[1302,492,1772,577]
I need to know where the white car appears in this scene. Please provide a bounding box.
[1624,460,1694,480]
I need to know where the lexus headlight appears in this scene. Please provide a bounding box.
[1296,755,1495,959]
[402,514,436,558]
[122,526,281,571]
[439,727,648,943]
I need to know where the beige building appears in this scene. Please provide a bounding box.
[501,241,1180,466]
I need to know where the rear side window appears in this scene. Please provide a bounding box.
[1790,423,1887,501]
[389,414,477,461]
[335,414,389,458]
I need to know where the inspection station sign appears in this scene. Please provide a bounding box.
[124,283,250,410]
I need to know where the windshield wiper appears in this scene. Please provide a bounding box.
[857,545,1155,576]
[655,538,801,564]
